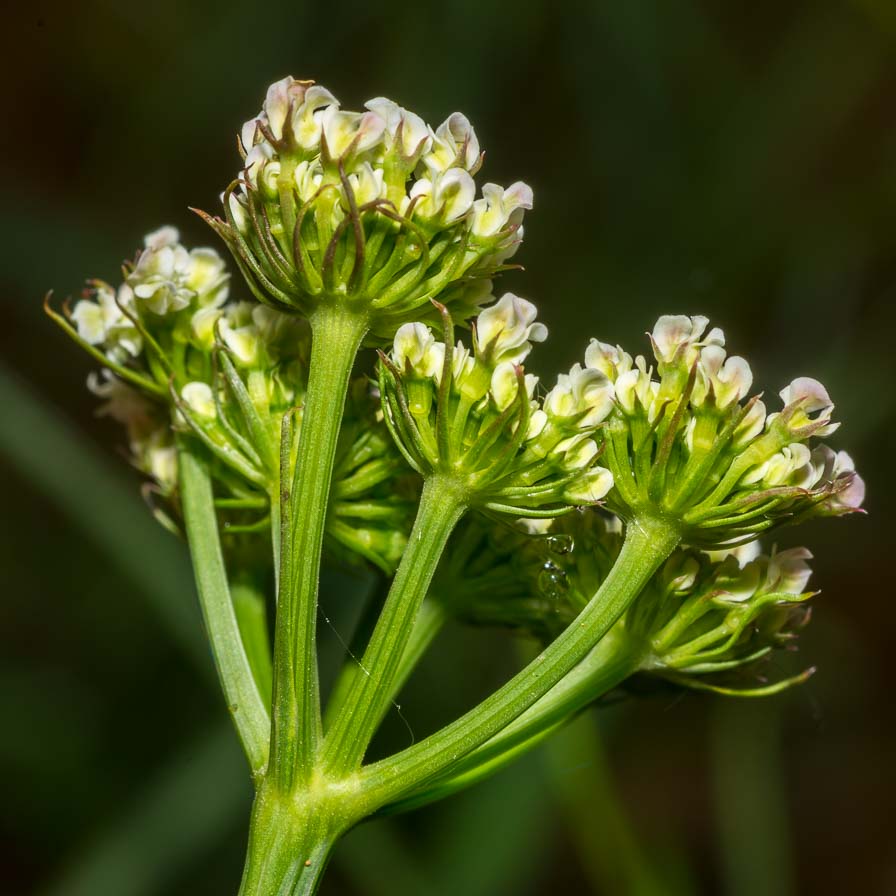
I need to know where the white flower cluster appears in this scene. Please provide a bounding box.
[385,295,615,511]
[642,542,818,691]
[218,77,533,325]
[71,227,230,362]
[237,77,530,247]
[583,314,864,538]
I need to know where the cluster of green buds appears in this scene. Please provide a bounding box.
[588,315,864,546]
[378,294,615,516]
[441,508,819,695]
[202,76,532,337]
[47,227,412,571]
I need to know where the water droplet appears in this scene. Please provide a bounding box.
[546,534,574,555]
[538,563,569,601]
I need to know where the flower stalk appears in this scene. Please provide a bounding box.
[322,475,467,775]
[270,303,368,789]
[178,438,270,776]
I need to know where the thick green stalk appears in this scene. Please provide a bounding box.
[238,782,353,896]
[322,477,467,775]
[178,440,270,775]
[389,624,641,811]
[269,304,368,789]
[357,516,680,810]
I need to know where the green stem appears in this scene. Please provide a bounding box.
[357,516,680,811]
[322,477,467,775]
[270,305,368,789]
[383,625,639,814]
[238,784,346,896]
[178,440,270,775]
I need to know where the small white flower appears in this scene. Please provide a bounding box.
[262,76,309,142]
[71,283,142,359]
[564,466,614,504]
[293,159,325,202]
[190,305,223,349]
[555,433,599,470]
[320,107,386,160]
[393,323,442,378]
[289,84,340,151]
[139,429,178,493]
[517,517,555,535]
[129,230,229,316]
[731,398,767,449]
[490,362,536,411]
[475,293,547,365]
[665,555,701,592]
[364,97,431,159]
[741,442,813,487]
[650,314,722,366]
[544,364,615,429]
[779,377,839,436]
[584,339,633,381]
[810,446,866,510]
[526,408,548,440]
[704,540,762,567]
[219,302,261,366]
[696,345,753,408]
[409,168,476,224]
[143,226,180,251]
[614,358,659,416]
[345,163,386,205]
[765,547,813,595]
[181,382,217,418]
[470,182,533,239]
[244,142,276,188]
[420,112,480,174]
[226,191,251,233]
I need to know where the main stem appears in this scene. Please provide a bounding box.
[322,476,467,775]
[269,304,367,789]
[238,782,350,896]
[357,516,680,810]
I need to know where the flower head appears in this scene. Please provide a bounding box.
[203,76,532,339]
[379,299,613,517]
[588,316,864,546]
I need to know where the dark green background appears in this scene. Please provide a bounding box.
[2,1,894,893]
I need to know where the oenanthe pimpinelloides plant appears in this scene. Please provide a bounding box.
[47,76,864,896]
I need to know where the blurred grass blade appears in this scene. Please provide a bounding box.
[545,712,690,896]
[43,726,248,896]
[0,364,208,674]
[337,821,435,896]
[711,700,795,896]
[429,750,552,896]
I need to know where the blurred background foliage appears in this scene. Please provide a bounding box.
[2,0,895,893]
